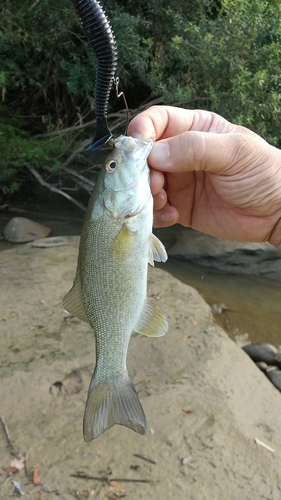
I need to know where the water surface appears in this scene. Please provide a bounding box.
[154,226,281,348]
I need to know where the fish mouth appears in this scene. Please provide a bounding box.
[112,136,151,151]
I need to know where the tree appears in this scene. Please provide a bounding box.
[1,0,280,200]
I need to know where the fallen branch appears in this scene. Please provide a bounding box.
[1,415,16,453]
[32,114,121,139]
[59,139,90,170]
[70,473,157,484]
[25,164,87,212]
[254,437,275,453]
[61,166,95,194]
[133,453,157,465]
[32,98,162,139]
[24,98,163,209]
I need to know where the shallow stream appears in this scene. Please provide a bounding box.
[1,190,280,348]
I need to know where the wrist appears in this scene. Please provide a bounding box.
[268,148,281,250]
[269,217,281,250]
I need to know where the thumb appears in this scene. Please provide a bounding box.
[148,130,254,175]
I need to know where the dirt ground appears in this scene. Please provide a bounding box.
[1,236,281,500]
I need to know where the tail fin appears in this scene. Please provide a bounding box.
[83,376,147,441]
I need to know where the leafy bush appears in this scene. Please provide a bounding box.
[0,119,64,196]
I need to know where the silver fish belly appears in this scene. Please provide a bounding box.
[63,135,168,441]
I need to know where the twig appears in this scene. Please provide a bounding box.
[62,181,92,195]
[254,437,275,453]
[25,164,87,212]
[1,475,12,488]
[60,166,95,194]
[32,116,105,139]
[32,98,162,139]
[1,416,16,452]
[133,453,157,465]
[25,451,29,476]
[70,473,156,484]
[61,166,95,189]
[58,139,90,169]
[29,0,41,9]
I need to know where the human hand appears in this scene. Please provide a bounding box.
[128,106,281,248]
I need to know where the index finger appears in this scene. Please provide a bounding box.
[128,105,236,141]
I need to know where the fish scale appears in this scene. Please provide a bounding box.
[83,222,145,375]
[63,135,168,440]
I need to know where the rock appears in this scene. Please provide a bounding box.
[267,370,281,392]
[211,302,228,314]
[169,228,281,281]
[256,361,268,373]
[31,236,69,248]
[234,333,250,347]
[242,345,281,391]
[242,343,281,366]
[3,217,51,243]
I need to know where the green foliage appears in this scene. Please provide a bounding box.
[124,0,281,143]
[0,115,62,196]
[0,0,280,196]
[0,0,98,120]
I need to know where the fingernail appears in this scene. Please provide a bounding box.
[129,128,151,140]
[153,210,174,227]
[150,141,170,166]
[130,130,143,139]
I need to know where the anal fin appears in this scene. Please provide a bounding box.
[62,267,89,324]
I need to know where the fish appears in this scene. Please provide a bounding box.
[63,135,168,441]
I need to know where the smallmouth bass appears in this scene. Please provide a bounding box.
[63,135,168,441]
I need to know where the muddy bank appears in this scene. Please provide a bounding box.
[0,237,281,499]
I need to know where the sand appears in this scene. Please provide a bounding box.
[0,236,280,499]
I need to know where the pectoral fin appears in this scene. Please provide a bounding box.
[62,268,89,324]
[134,296,168,337]
[148,233,168,266]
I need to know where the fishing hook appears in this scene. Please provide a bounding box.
[114,76,129,137]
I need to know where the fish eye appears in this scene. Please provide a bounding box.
[105,160,117,172]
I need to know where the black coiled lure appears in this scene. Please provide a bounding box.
[74,0,118,151]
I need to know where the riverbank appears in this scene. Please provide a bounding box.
[2,205,281,347]
[0,237,281,499]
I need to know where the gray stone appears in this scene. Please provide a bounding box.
[3,217,51,243]
[169,228,281,281]
[267,370,281,392]
[256,361,268,373]
[31,236,69,248]
[242,343,281,366]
